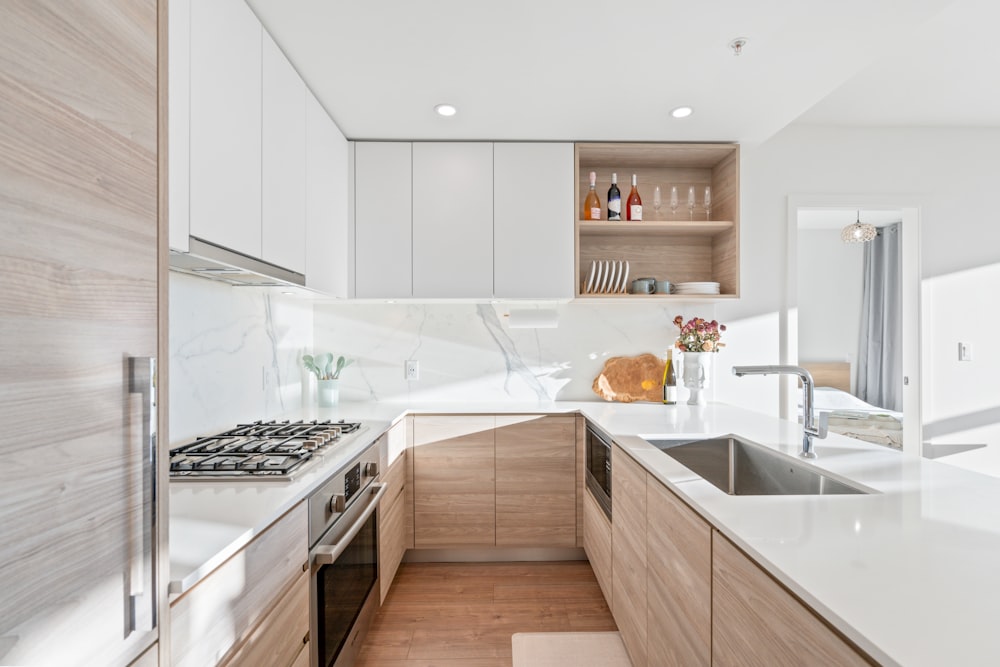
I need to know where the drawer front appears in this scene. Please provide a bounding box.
[171,502,308,667]
[221,570,309,667]
[379,482,407,603]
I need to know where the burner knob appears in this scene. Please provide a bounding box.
[328,494,346,513]
[365,462,379,477]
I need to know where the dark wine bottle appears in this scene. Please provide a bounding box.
[607,173,621,221]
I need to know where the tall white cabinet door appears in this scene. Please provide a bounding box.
[305,92,350,297]
[189,0,262,258]
[355,142,413,298]
[262,31,306,273]
[494,143,574,299]
[412,143,494,298]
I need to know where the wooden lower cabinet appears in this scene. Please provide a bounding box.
[611,446,648,667]
[220,571,309,667]
[582,487,613,608]
[413,415,496,547]
[495,415,577,547]
[379,450,408,603]
[646,478,712,667]
[712,531,871,666]
[170,502,307,667]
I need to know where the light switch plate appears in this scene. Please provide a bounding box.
[405,360,420,380]
[958,342,972,361]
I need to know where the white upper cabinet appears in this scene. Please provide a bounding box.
[493,143,574,299]
[305,92,350,297]
[412,143,494,298]
[355,142,413,299]
[189,0,262,258]
[261,31,306,273]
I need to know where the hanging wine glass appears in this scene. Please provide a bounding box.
[669,186,679,218]
[687,186,696,221]
[704,186,712,220]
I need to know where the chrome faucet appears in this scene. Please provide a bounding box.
[731,365,829,459]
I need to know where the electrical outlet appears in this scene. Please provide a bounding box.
[958,342,973,361]
[405,360,420,381]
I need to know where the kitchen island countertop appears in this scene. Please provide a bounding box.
[169,400,1000,666]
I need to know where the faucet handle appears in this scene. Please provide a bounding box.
[816,411,830,439]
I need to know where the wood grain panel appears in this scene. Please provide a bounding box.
[582,488,613,609]
[380,453,408,603]
[495,415,576,547]
[170,503,308,667]
[0,2,159,664]
[413,416,496,547]
[575,414,585,547]
[712,532,872,666]
[220,571,309,667]
[611,446,648,667]
[647,479,712,667]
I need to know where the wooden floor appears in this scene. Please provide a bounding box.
[356,561,617,667]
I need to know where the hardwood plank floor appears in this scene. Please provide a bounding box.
[357,561,617,667]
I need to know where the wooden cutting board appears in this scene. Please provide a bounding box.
[592,353,666,403]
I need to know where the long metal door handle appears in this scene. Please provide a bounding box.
[127,356,157,636]
[312,483,388,566]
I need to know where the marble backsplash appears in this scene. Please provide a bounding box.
[312,302,716,404]
[169,272,314,443]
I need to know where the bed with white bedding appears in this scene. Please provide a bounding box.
[800,362,903,449]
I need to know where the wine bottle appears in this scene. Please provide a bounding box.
[607,173,621,221]
[627,173,643,221]
[583,171,601,220]
[662,348,678,405]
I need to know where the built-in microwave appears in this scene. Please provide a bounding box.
[585,423,612,520]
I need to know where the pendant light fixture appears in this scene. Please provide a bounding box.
[841,210,877,243]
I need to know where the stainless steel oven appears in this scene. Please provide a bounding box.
[585,423,612,519]
[308,444,386,667]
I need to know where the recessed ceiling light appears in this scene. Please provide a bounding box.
[434,103,457,117]
[670,106,693,119]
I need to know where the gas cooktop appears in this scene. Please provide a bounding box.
[169,419,363,481]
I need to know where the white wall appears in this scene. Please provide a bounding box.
[719,124,1000,475]
[169,272,313,443]
[797,227,864,378]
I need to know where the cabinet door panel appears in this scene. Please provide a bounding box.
[647,479,711,667]
[712,532,870,666]
[262,31,306,272]
[412,143,494,298]
[583,489,613,608]
[305,91,349,296]
[413,416,495,547]
[611,446,647,667]
[355,142,412,298]
[494,143,574,298]
[495,415,576,547]
[379,460,407,603]
[189,0,262,257]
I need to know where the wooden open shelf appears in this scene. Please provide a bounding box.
[574,142,740,300]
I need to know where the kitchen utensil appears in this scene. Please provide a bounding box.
[630,277,655,294]
[655,280,672,294]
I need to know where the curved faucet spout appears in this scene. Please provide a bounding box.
[731,365,829,458]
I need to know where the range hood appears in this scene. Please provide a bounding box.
[169,237,306,288]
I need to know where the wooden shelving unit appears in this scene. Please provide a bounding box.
[575,142,740,300]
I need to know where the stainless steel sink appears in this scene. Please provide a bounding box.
[646,435,871,496]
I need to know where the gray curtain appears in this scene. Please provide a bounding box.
[856,223,902,411]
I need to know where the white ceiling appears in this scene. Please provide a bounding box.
[246,0,995,143]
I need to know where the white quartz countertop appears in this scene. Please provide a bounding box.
[169,400,1000,665]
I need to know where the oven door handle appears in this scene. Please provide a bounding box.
[312,483,388,566]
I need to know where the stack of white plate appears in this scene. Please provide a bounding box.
[674,281,721,295]
[582,259,630,295]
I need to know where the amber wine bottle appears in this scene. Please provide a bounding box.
[627,173,643,221]
[663,349,678,405]
[607,173,621,221]
[583,171,601,220]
